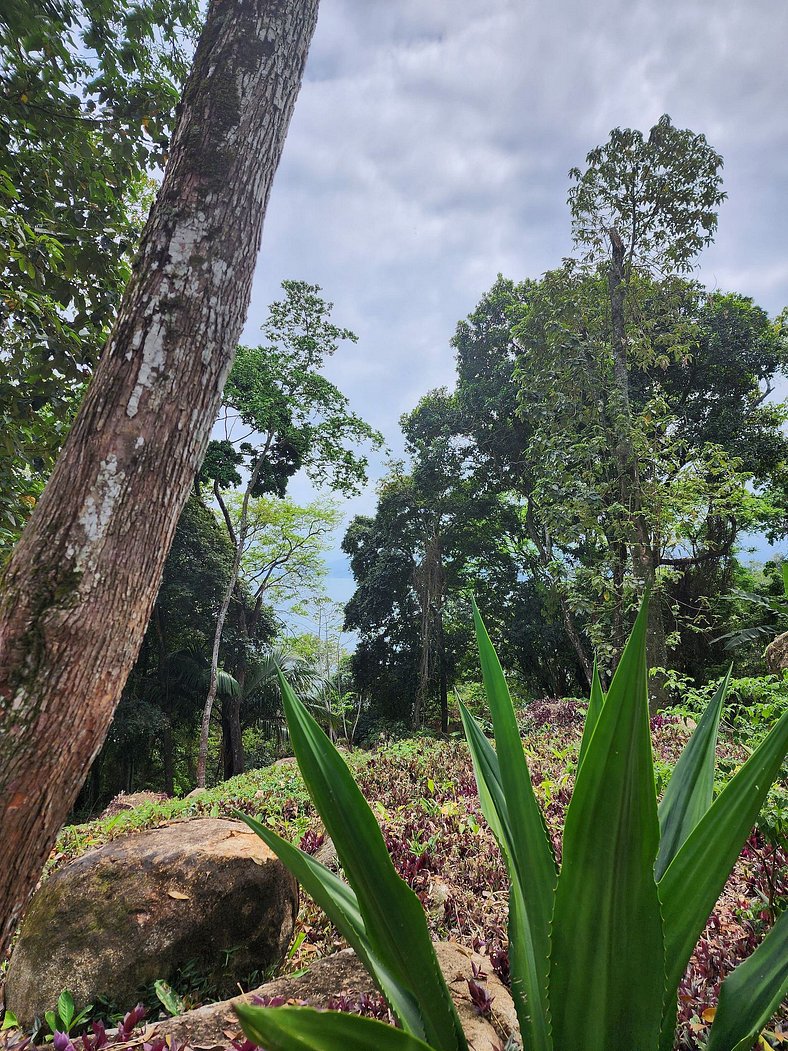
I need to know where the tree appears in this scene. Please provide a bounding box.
[0,0,201,546]
[511,269,777,675]
[0,0,320,960]
[450,121,786,695]
[210,492,339,779]
[232,494,339,615]
[196,280,382,787]
[344,390,581,726]
[565,115,726,691]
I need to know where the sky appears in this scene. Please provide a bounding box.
[236,0,788,623]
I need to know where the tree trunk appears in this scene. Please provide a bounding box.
[197,458,263,787]
[525,499,594,685]
[223,592,251,779]
[222,679,245,781]
[161,723,175,796]
[0,0,319,960]
[607,226,664,702]
[438,613,448,734]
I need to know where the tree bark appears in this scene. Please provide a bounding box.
[222,659,246,780]
[0,0,319,960]
[606,227,665,705]
[438,612,448,734]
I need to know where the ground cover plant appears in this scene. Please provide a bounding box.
[2,646,786,1050]
[236,599,788,1051]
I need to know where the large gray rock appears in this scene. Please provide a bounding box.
[150,942,518,1051]
[5,819,298,1025]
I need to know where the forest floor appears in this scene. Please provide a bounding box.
[31,711,788,1048]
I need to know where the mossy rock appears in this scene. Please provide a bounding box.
[5,818,298,1025]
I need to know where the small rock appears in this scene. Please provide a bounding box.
[313,836,339,872]
[5,819,298,1026]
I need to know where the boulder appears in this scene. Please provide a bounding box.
[150,942,518,1051]
[5,819,298,1025]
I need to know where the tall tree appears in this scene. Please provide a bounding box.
[0,0,320,960]
[566,115,726,688]
[196,280,382,786]
[212,492,339,779]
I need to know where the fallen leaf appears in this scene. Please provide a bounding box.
[167,889,190,900]
[701,1007,717,1023]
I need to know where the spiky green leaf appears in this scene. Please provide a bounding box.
[274,672,466,1051]
[238,815,428,1038]
[578,658,605,768]
[658,710,788,1050]
[549,599,666,1051]
[469,600,557,1051]
[459,699,554,1051]
[236,1004,437,1051]
[655,668,730,880]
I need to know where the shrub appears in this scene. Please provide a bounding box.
[236,598,788,1051]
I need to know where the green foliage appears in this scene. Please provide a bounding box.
[675,670,788,744]
[568,113,725,273]
[716,561,788,652]
[0,0,201,547]
[239,599,788,1051]
[45,991,92,1036]
[344,389,583,723]
[153,980,184,1018]
[236,1004,436,1051]
[202,281,383,503]
[225,493,340,617]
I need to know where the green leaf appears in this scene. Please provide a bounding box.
[658,710,788,1050]
[655,667,730,880]
[236,1003,437,1051]
[1,1011,19,1032]
[577,657,605,768]
[57,990,75,1029]
[706,909,788,1051]
[459,699,554,1051]
[154,979,185,1017]
[549,598,666,1051]
[238,814,426,1039]
[468,599,557,1051]
[272,672,466,1051]
[782,561,788,599]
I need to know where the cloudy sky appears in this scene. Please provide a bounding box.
[237,0,788,622]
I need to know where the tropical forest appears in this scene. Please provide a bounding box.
[0,2,786,1051]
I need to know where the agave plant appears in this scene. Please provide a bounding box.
[235,598,788,1051]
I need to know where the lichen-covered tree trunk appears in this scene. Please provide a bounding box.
[0,0,320,959]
